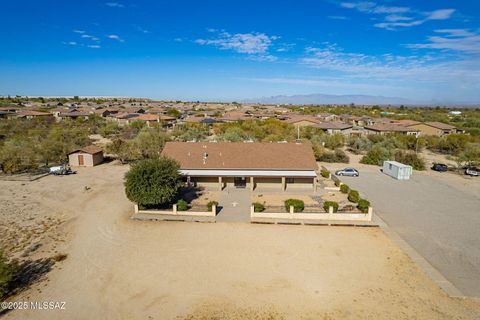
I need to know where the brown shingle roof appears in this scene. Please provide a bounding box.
[365,124,419,133]
[161,142,317,171]
[423,122,456,130]
[314,122,352,130]
[68,145,103,155]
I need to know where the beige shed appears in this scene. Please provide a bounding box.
[68,145,104,167]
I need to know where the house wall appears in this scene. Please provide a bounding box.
[69,152,103,167]
[407,124,443,136]
[255,177,282,189]
[286,177,314,189]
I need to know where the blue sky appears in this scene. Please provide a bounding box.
[1,0,479,103]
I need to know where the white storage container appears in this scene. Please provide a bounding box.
[383,161,413,180]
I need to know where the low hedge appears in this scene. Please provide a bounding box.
[207,201,219,211]
[284,199,305,212]
[320,169,330,178]
[340,184,349,194]
[348,190,360,203]
[323,201,339,213]
[252,202,265,212]
[357,199,370,213]
[176,199,188,211]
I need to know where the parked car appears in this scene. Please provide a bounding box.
[49,164,76,176]
[431,163,448,172]
[335,168,359,177]
[465,167,480,177]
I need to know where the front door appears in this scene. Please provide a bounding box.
[78,155,84,166]
[234,177,246,188]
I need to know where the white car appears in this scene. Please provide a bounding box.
[335,168,359,177]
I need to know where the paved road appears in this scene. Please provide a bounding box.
[335,169,480,297]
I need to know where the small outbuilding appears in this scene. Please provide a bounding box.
[383,161,412,180]
[68,145,104,167]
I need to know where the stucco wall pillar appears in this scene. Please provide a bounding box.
[281,177,286,191]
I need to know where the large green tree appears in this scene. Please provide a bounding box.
[124,157,183,207]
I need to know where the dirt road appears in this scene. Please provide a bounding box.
[2,162,479,319]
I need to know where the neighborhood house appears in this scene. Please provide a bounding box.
[68,145,104,167]
[161,142,318,191]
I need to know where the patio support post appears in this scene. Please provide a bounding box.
[218,176,223,191]
[313,177,317,192]
[250,176,254,191]
[281,177,286,191]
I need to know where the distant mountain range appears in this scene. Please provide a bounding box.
[241,93,478,106]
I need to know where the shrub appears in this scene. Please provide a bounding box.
[176,199,188,211]
[323,201,339,213]
[124,157,183,207]
[284,199,305,212]
[360,146,393,166]
[316,149,350,163]
[340,184,349,194]
[357,199,371,213]
[0,251,15,298]
[207,201,219,211]
[334,179,341,187]
[348,190,360,203]
[394,150,426,170]
[252,202,265,212]
[320,169,330,178]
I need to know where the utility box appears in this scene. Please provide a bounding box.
[383,161,413,180]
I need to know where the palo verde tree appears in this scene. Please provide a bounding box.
[124,157,183,208]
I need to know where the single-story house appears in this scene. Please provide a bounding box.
[364,124,420,136]
[68,145,104,167]
[161,142,318,191]
[314,122,353,135]
[406,121,458,136]
[16,110,54,120]
[283,116,321,127]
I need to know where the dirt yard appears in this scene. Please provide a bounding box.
[1,162,479,319]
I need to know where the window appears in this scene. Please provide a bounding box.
[286,178,294,184]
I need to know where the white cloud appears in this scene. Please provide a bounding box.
[73,30,85,34]
[62,41,78,46]
[406,29,480,54]
[328,15,349,20]
[105,2,124,8]
[88,45,101,49]
[195,31,277,55]
[339,2,455,30]
[107,34,125,42]
[427,9,455,20]
[300,43,480,87]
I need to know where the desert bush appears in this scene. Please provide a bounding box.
[334,179,341,187]
[284,199,305,212]
[252,202,265,212]
[320,169,330,178]
[394,150,426,170]
[360,146,393,166]
[176,199,188,211]
[357,199,371,213]
[323,201,339,213]
[340,184,349,193]
[315,148,350,163]
[0,250,15,298]
[348,190,360,203]
[348,136,372,154]
[124,157,183,207]
[207,201,219,211]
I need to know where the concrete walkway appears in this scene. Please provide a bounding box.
[217,187,251,222]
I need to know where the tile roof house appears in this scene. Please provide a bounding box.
[161,142,318,191]
[364,124,420,136]
[283,116,322,127]
[16,110,54,119]
[314,122,353,135]
[406,122,459,136]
